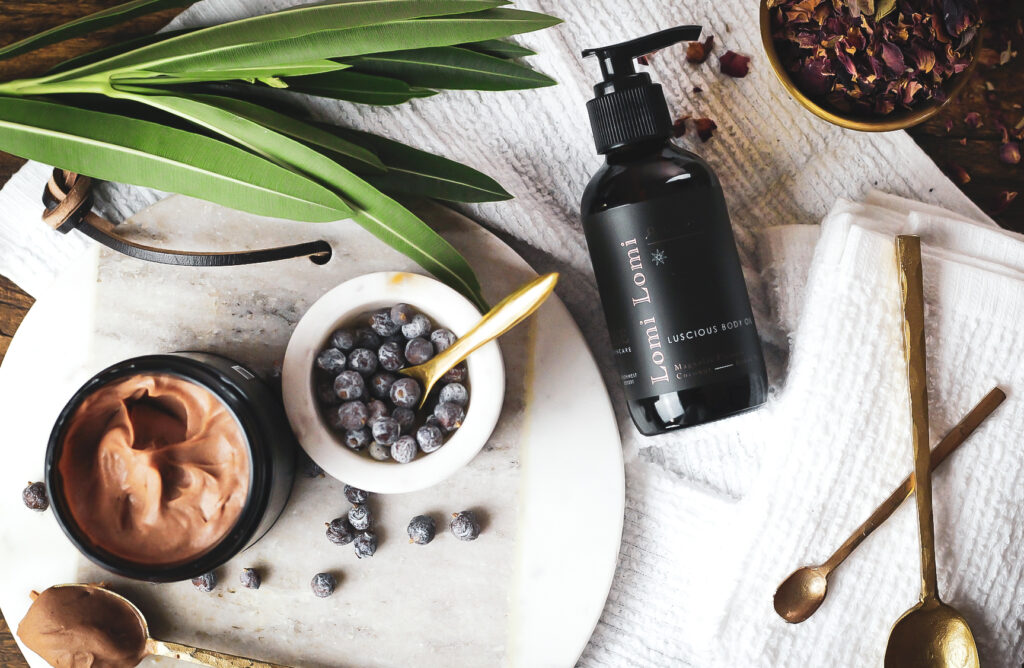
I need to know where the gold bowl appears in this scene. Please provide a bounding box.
[759,0,980,132]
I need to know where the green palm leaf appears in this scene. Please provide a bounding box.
[462,38,536,59]
[0,0,193,61]
[117,92,486,308]
[281,70,436,105]
[49,29,195,74]
[348,46,554,90]
[110,61,350,86]
[0,96,350,222]
[326,126,512,203]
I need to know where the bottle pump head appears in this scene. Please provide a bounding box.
[582,25,702,154]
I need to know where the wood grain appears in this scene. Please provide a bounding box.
[0,1,1021,665]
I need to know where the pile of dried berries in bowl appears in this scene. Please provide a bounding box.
[312,304,469,464]
[767,0,980,118]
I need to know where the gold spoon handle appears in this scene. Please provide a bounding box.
[896,235,938,602]
[430,273,558,378]
[821,386,1005,574]
[148,639,290,668]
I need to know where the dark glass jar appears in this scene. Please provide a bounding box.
[45,352,296,582]
[581,140,768,435]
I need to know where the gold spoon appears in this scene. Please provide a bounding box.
[884,235,979,668]
[401,273,559,406]
[21,584,289,668]
[774,386,1005,623]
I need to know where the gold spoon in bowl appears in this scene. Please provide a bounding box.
[19,584,289,668]
[400,273,558,407]
[774,386,1005,624]
[884,236,979,668]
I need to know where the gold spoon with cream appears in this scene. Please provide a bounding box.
[400,273,558,407]
[19,584,289,668]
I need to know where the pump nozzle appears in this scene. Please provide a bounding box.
[582,26,703,92]
[581,25,703,154]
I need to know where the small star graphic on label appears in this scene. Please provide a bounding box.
[651,248,667,266]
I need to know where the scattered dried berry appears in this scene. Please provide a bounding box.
[368,441,390,461]
[408,515,436,545]
[450,511,481,541]
[366,399,388,421]
[392,406,415,434]
[434,402,466,432]
[345,428,370,450]
[390,303,416,325]
[443,362,468,384]
[334,370,366,401]
[192,572,216,592]
[390,377,423,408]
[439,382,469,407]
[719,50,750,78]
[416,424,445,453]
[354,327,380,349]
[695,117,718,142]
[240,568,261,590]
[354,532,378,558]
[430,329,456,352]
[344,484,369,505]
[686,35,714,64]
[311,572,336,598]
[391,435,419,464]
[404,337,434,366]
[370,372,397,400]
[331,329,356,352]
[371,416,401,445]
[370,308,401,337]
[327,517,356,545]
[347,348,378,376]
[692,86,703,93]
[401,314,432,340]
[22,482,48,511]
[315,348,346,375]
[336,401,369,431]
[348,504,372,531]
[377,342,405,371]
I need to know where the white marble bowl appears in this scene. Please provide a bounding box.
[282,271,504,493]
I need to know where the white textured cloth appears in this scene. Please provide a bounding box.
[0,1,1018,666]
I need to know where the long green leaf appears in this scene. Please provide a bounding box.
[49,29,195,74]
[348,46,554,90]
[281,70,436,105]
[52,0,506,80]
[184,93,385,174]
[0,97,349,222]
[118,92,485,308]
[325,125,512,203]
[0,0,193,61]
[461,38,536,59]
[111,61,350,86]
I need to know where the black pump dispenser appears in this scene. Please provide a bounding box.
[582,25,702,154]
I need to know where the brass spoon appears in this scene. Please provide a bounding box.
[401,273,558,406]
[24,584,289,668]
[774,386,1005,623]
[885,236,979,668]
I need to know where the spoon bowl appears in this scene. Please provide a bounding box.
[773,566,828,624]
[884,598,979,668]
[22,584,288,668]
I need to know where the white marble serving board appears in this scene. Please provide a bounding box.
[0,199,624,667]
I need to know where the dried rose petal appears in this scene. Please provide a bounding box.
[943,118,954,133]
[686,35,714,64]
[719,51,751,78]
[672,116,690,138]
[1000,141,1022,165]
[992,191,1019,215]
[946,163,971,185]
[694,117,718,142]
[964,111,982,129]
[879,41,906,74]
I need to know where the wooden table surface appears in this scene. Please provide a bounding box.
[0,1,1021,665]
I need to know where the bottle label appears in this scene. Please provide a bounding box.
[584,191,763,401]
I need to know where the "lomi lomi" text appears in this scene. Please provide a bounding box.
[621,238,670,386]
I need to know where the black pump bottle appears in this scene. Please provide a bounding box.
[580,26,767,436]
